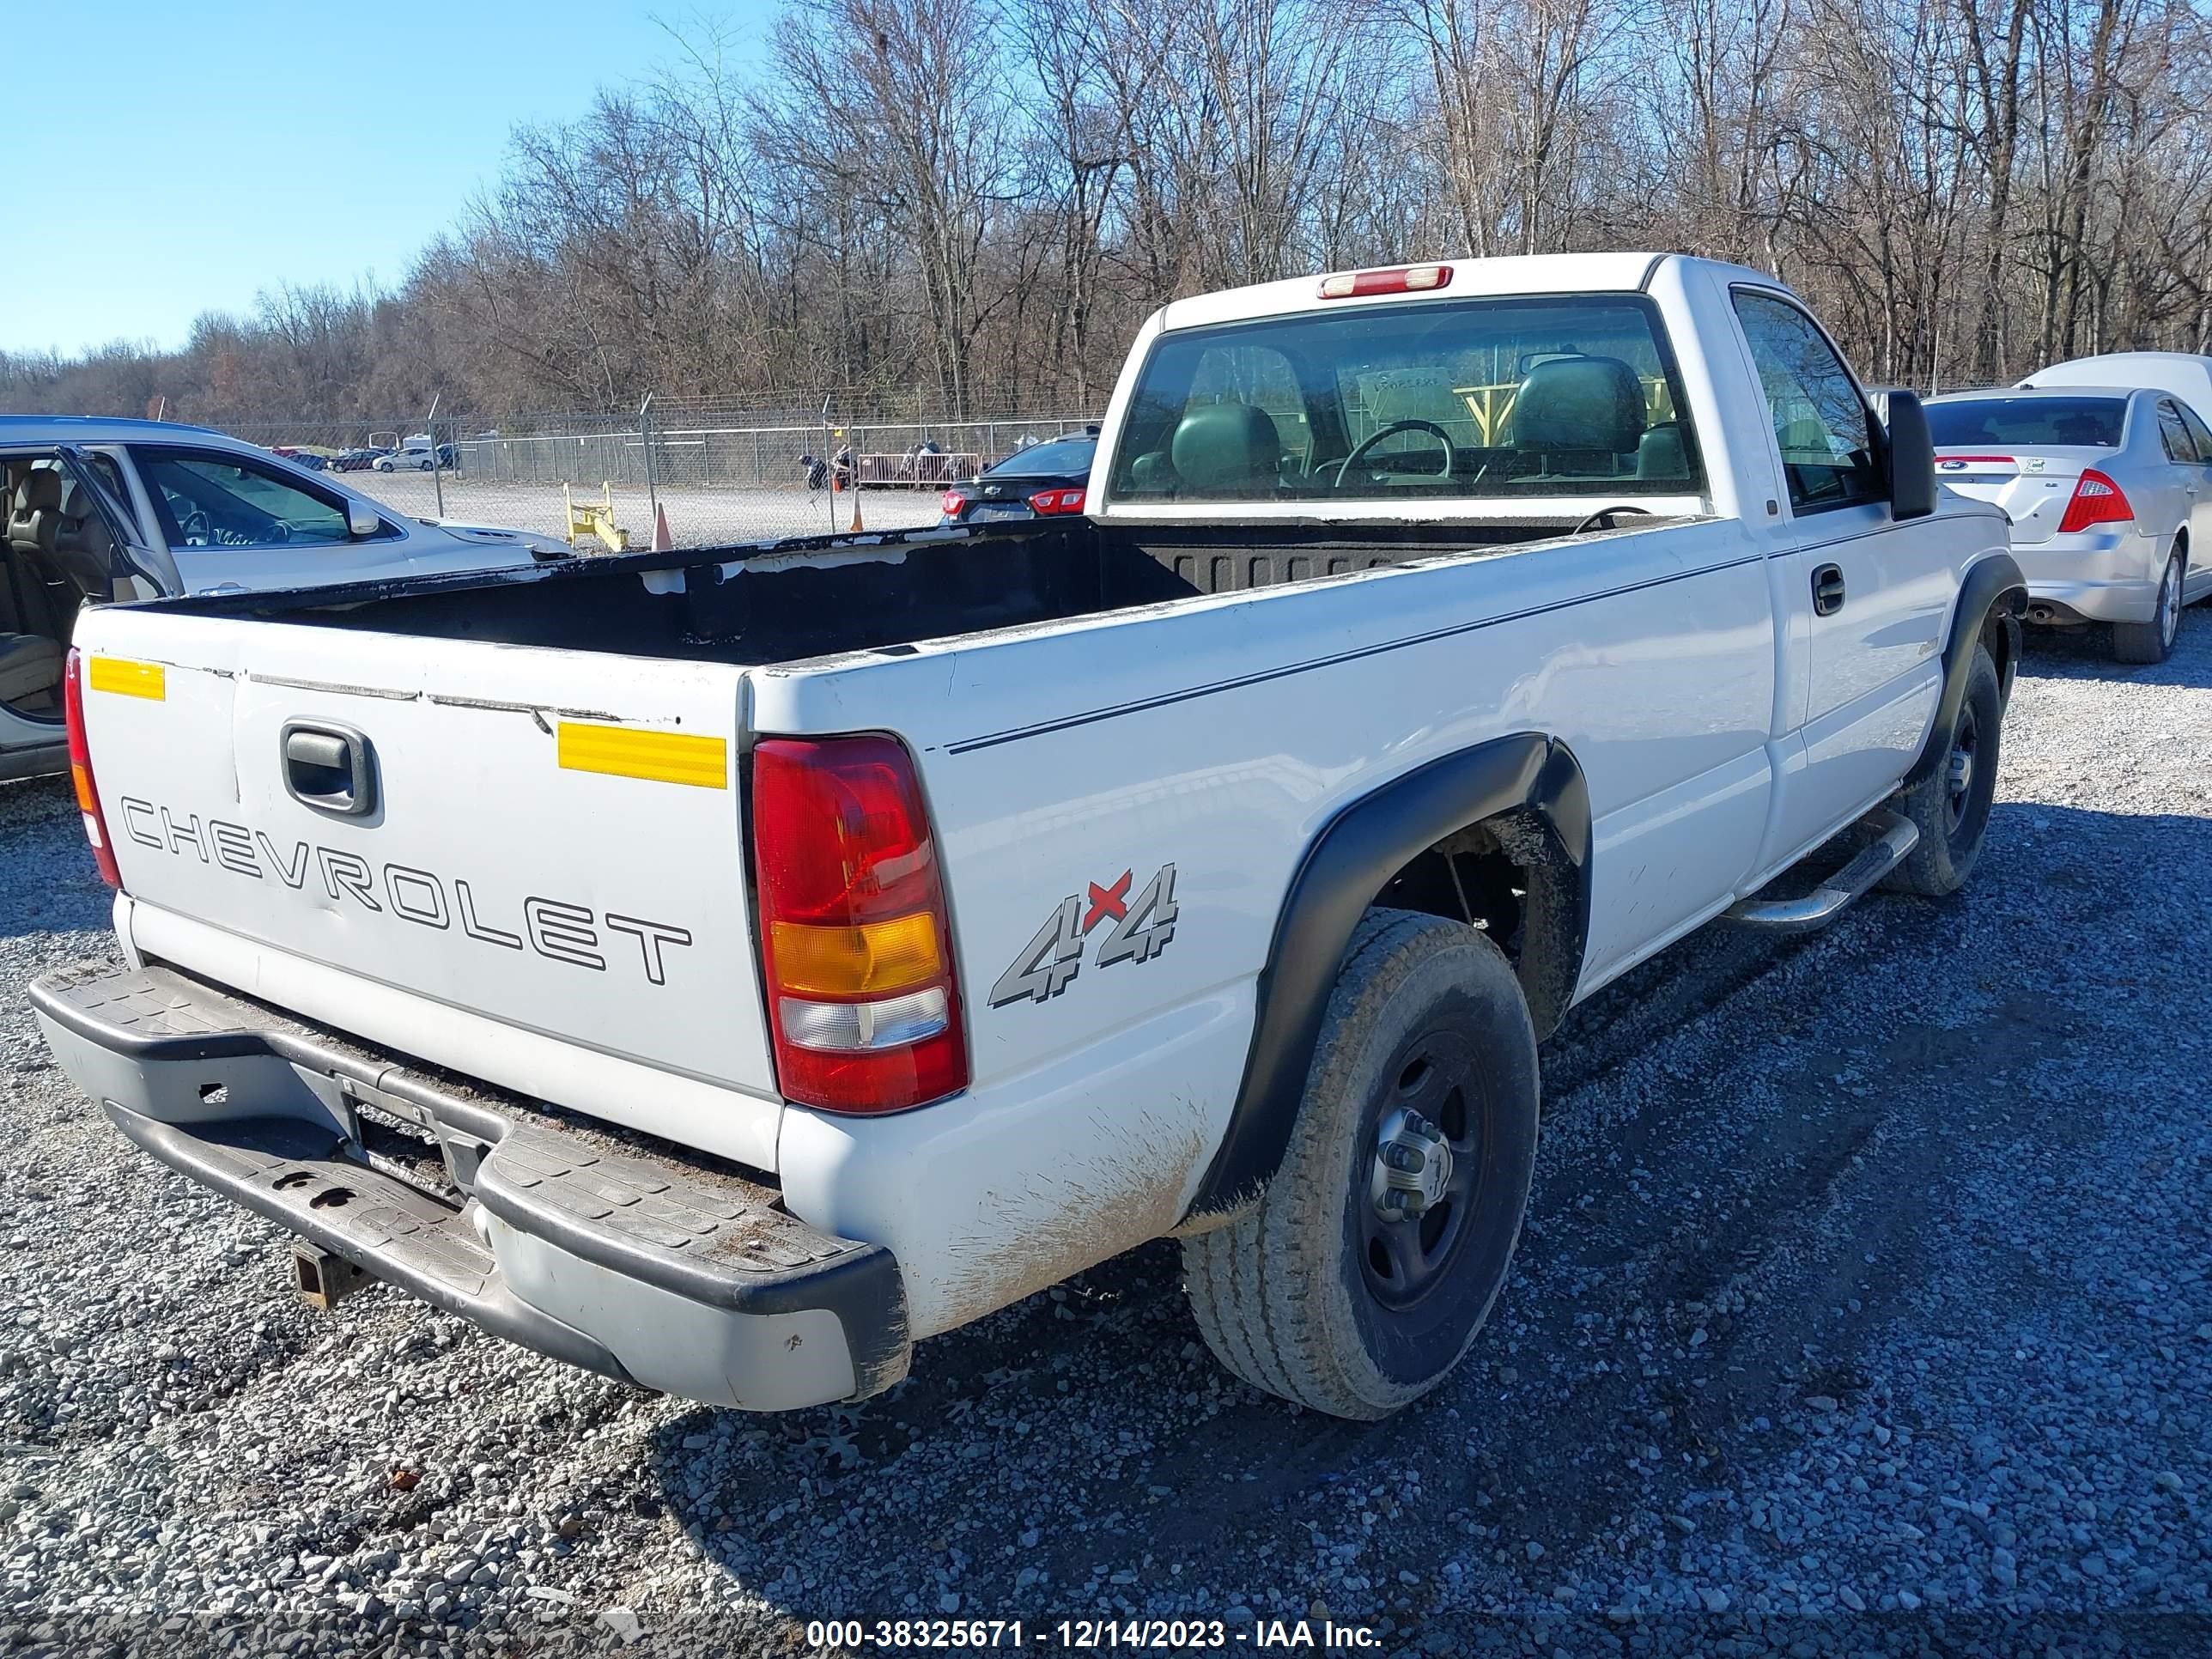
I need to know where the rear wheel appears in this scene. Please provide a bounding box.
[1183,908,1539,1419]
[1882,642,2002,896]
[2114,547,2183,664]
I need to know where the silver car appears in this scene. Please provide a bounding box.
[1924,386,2212,662]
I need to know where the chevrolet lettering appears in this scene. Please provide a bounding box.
[112,796,695,985]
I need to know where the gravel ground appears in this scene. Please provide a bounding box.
[3,617,2210,1656]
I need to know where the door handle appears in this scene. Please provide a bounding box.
[1811,562,1846,616]
[282,721,377,818]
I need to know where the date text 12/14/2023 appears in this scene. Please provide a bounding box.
[803,1618,1385,1650]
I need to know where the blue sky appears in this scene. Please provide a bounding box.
[6,2,769,357]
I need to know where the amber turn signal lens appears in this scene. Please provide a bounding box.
[769,913,942,998]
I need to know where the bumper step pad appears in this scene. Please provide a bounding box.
[33,963,908,1401]
[114,1105,627,1380]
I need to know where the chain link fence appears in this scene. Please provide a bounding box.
[215,398,1097,550]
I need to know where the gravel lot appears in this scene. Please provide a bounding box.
[3,617,2209,1656]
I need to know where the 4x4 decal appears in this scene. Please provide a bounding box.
[988,863,1178,1006]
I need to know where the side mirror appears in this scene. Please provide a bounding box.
[348,502,384,538]
[1883,389,1937,520]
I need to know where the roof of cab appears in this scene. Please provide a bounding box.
[1153,252,1775,332]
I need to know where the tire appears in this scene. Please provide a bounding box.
[1183,908,1540,1419]
[2113,547,2184,664]
[1881,642,2002,896]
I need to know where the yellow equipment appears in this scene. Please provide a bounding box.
[564,482,631,552]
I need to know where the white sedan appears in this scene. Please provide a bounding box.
[1,416,567,781]
[1924,385,2212,663]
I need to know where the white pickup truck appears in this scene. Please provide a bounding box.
[33,253,2025,1420]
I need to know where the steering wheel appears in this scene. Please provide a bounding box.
[1334,420,1458,488]
[179,508,212,545]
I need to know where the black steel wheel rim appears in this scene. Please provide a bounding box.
[1945,702,1980,836]
[1359,1025,1484,1310]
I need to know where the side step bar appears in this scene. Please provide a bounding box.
[1724,810,1920,934]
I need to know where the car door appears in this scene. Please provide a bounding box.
[1728,287,1950,860]
[123,443,391,593]
[57,446,180,599]
[2155,400,2212,597]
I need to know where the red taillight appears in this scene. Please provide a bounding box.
[1027,487,1086,515]
[939,489,969,518]
[2057,468,2134,534]
[751,735,967,1114]
[1317,263,1453,300]
[63,648,122,888]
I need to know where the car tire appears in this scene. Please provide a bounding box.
[2113,547,2184,664]
[374,461,392,472]
[1182,908,1539,1419]
[1881,642,2002,897]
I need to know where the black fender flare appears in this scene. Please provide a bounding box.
[1904,551,2027,787]
[1182,732,1590,1220]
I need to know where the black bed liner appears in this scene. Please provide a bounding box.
[151,514,1689,670]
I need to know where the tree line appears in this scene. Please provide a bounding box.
[8,0,2212,428]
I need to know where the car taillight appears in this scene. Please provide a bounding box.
[1317,263,1453,300]
[939,489,969,518]
[63,648,121,888]
[2057,468,2134,534]
[751,735,967,1114]
[1027,487,1086,515]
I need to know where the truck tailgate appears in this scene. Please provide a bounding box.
[73,607,781,1159]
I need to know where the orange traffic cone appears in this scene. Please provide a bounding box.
[652,502,674,552]
[848,487,864,534]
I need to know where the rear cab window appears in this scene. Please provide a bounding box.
[1105,294,1704,507]
[1926,396,2128,451]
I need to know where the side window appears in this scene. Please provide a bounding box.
[2156,401,2198,464]
[1731,291,1882,512]
[130,447,353,550]
[2179,403,2212,462]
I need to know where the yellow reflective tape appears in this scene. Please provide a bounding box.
[87,657,166,701]
[556,720,727,789]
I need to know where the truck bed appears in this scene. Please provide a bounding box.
[157,518,1651,666]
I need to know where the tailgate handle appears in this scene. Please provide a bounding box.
[282,722,377,818]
